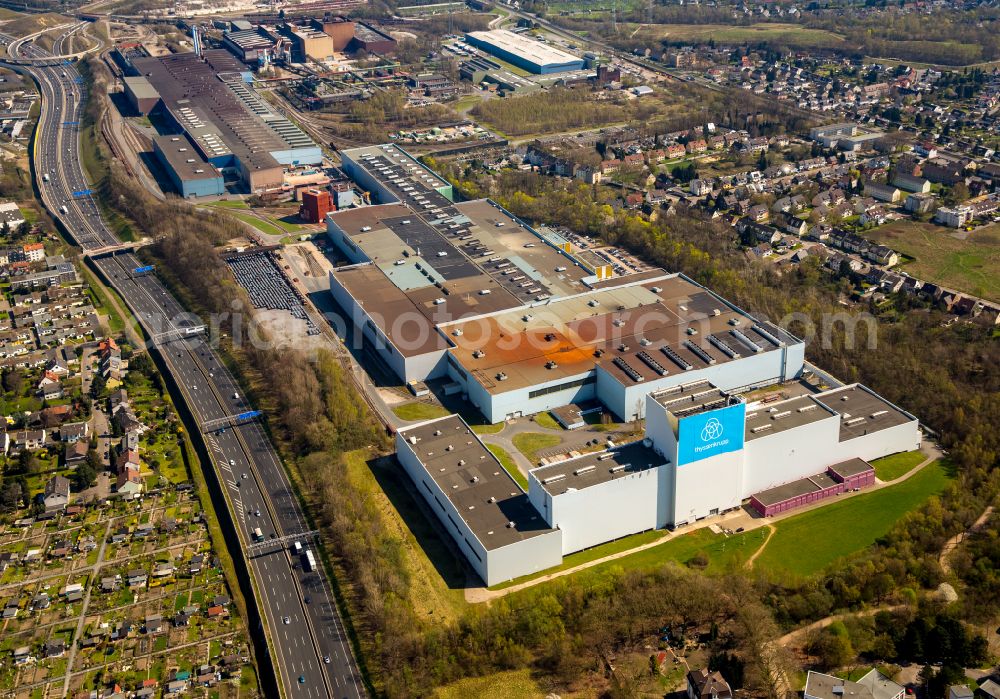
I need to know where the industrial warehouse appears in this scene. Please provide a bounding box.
[124,49,322,195]
[397,379,920,585]
[326,144,924,586]
[464,30,586,74]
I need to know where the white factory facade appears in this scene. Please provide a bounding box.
[398,378,920,585]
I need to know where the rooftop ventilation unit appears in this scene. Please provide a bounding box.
[574,465,596,476]
[542,474,566,484]
[683,341,716,365]
[545,360,558,370]
[661,345,693,371]
[637,351,668,376]
[472,349,486,358]
[798,404,817,413]
[612,357,644,383]
[609,464,630,474]
[709,335,740,359]
[751,424,772,433]
[496,372,508,381]
[772,410,791,420]
[651,286,662,293]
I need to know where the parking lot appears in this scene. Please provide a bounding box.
[225,251,319,336]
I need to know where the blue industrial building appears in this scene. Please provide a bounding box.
[153,134,226,198]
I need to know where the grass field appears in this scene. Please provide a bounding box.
[871,450,925,481]
[490,529,667,590]
[532,412,562,431]
[486,443,527,490]
[868,220,1000,302]
[344,449,468,623]
[503,458,951,594]
[511,432,562,463]
[471,422,505,435]
[633,22,845,49]
[391,402,450,422]
[432,669,543,699]
[753,459,950,577]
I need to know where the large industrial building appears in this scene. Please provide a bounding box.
[327,148,801,423]
[464,30,585,74]
[398,378,920,585]
[327,144,923,586]
[130,50,322,195]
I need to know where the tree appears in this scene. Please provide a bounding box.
[71,463,97,491]
[89,373,106,399]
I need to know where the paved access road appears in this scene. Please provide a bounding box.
[4,31,364,699]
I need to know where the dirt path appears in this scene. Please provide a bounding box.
[745,524,775,569]
[940,505,994,575]
[778,605,904,649]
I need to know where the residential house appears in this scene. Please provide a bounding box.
[65,441,89,466]
[892,171,931,193]
[687,669,733,699]
[42,475,70,511]
[804,669,904,699]
[60,421,88,443]
[904,192,936,214]
[950,687,974,699]
[865,181,902,203]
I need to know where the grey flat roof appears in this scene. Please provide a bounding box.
[531,440,666,496]
[132,50,313,173]
[398,414,556,550]
[829,457,874,479]
[814,384,915,442]
[753,473,827,506]
[744,394,838,441]
[466,30,582,68]
[153,134,222,182]
[123,75,159,100]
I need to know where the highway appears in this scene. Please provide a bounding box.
[5,30,364,699]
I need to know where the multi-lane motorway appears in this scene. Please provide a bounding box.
[5,29,364,699]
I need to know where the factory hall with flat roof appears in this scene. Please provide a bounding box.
[327,144,923,586]
[124,48,322,195]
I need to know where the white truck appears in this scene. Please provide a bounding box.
[302,549,316,572]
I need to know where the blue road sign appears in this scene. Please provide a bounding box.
[133,265,155,275]
[71,189,92,197]
[62,121,79,126]
[236,411,262,421]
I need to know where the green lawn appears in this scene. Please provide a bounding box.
[433,669,542,699]
[753,459,950,577]
[634,22,845,49]
[227,212,283,237]
[532,411,562,430]
[868,220,1000,302]
[202,200,249,210]
[507,459,951,594]
[490,528,667,590]
[471,422,505,435]
[486,444,527,490]
[391,402,450,422]
[871,450,925,481]
[511,432,562,464]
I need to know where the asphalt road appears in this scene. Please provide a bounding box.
[4,31,364,699]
